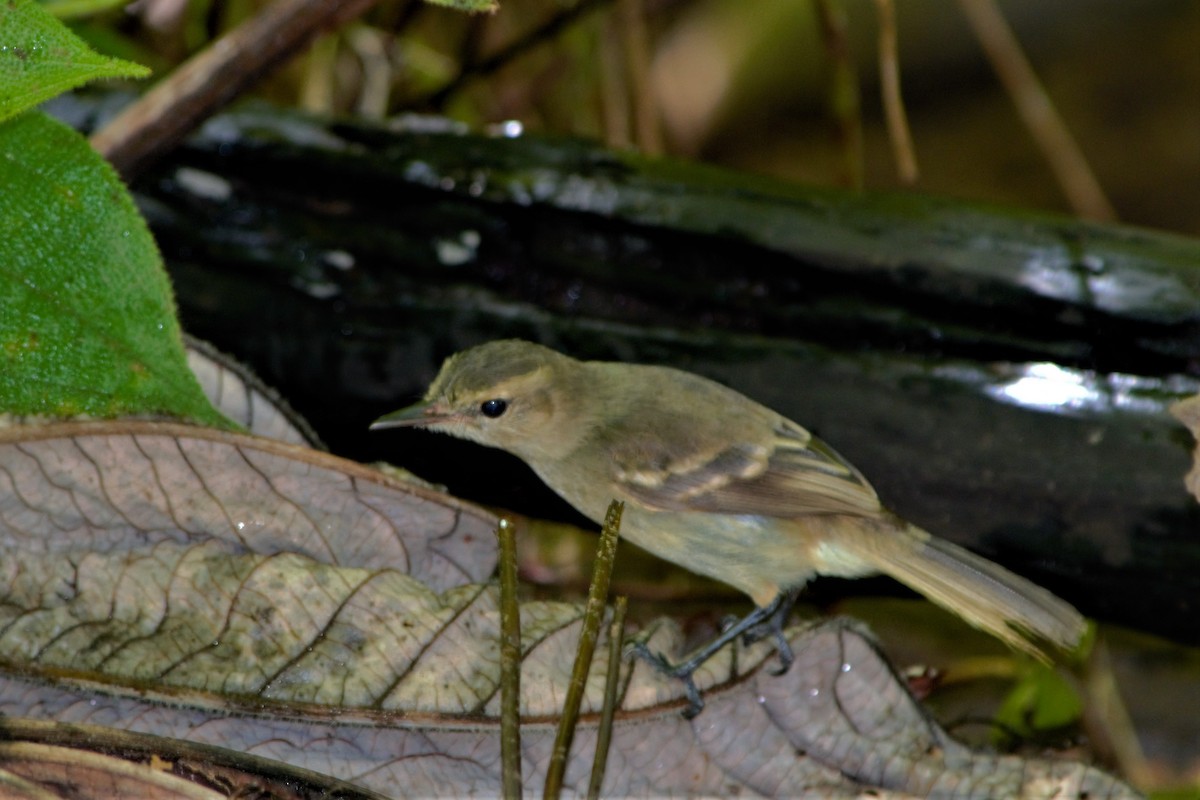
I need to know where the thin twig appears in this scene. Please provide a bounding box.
[300,33,340,114]
[544,500,623,800]
[815,0,864,188]
[600,12,631,147]
[419,0,613,110]
[348,25,394,119]
[872,0,919,183]
[617,0,662,155]
[1083,637,1150,787]
[587,595,627,800]
[91,0,383,179]
[956,0,1116,221]
[497,517,523,798]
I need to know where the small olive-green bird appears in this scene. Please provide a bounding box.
[373,340,1086,715]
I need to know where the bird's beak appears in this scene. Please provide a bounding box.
[370,401,454,430]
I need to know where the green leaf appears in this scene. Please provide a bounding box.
[0,0,149,123]
[993,664,1083,746]
[0,111,230,427]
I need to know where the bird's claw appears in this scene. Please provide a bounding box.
[768,634,794,676]
[627,640,705,718]
[627,640,675,673]
[740,619,795,676]
[740,593,798,676]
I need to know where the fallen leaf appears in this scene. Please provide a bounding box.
[185,337,322,447]
[0,422,1137,798]
[1170,394,1200,502]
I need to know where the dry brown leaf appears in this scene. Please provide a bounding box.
[0,421,494,585]
[0,742,224,800]
[0,718,383,799]
[1169,394,1200,502]
[0,422,1137,798]
[184,337,322,448]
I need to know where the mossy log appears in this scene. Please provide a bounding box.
[54,97,1200,644]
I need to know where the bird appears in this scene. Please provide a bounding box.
[372,339,1087,716]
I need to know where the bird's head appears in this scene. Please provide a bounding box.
[371,340,591,460]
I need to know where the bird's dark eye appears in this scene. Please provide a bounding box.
[480,398,508,418]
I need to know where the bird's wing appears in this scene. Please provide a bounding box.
[612,419,883,518]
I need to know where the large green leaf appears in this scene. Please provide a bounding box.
[0,0,148,123]
[0,111,228,426]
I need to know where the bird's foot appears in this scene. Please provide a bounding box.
[627,589,803,717]
[628,640,705,718]
[738,617,796,675]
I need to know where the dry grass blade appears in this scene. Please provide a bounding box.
[873,0,918,182]
[1083,638,1149,788]
[956,0,1116,221]
[815,0,864,189]
[543,500,623,800]
[617,0,661,155]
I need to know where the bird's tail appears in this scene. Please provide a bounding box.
[853,519,1087,660]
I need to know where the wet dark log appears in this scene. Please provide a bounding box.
[52,96,1200,644]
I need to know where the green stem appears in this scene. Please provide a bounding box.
[543,500,623,800]
[587,595,627,800]
[497,517,522,798]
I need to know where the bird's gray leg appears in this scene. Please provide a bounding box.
[629,589,799,718]
[737,587,802,675]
